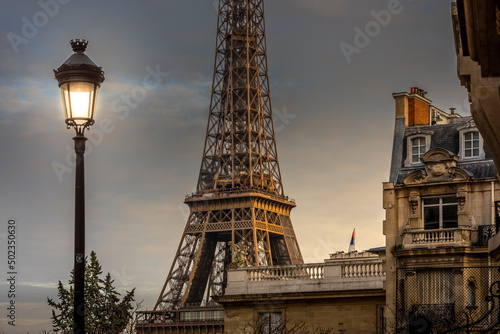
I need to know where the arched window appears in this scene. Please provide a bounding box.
[467,281,476,307]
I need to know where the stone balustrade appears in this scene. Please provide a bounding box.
[225,260,386,296]
[247,263,324,281]
[402,227,473,249]
[246,262,385,281]
[343,262,385,278]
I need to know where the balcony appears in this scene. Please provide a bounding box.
[477,225,497,247]
[224,261,386,296]
[402,227,472,249]
[401,226,498,249]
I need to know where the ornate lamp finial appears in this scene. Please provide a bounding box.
[70,39,88,53]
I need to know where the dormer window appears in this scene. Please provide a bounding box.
[463,131,480,158]
[411,137,426,164]
[405,130,433,166]
[458,122,485,160]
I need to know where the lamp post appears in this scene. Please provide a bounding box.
[54,39,104,334]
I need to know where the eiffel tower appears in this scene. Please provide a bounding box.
[154,0,303,314]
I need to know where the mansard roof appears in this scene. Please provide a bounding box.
[393,118,497,185]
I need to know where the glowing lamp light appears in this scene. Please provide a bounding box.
[60,82,97,126]
[54,39,104,133]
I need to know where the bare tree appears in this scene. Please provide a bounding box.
[228,317,335,334]
[122,299,144,334]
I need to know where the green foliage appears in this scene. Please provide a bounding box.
[47,251,135,334]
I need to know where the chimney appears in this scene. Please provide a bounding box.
[405,87,432,126]
[450,107,456,115]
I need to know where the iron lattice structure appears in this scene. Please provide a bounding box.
[396,267,500,333]
[154,0,303,312]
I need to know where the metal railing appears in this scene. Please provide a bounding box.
[136,306,224,327]
[185,186,296,204]
[396,267,500,333]
[476,224,497,246]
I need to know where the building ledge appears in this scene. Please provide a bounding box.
[392,246,490,268]
[215,289,386,304]
[224,262,386,296]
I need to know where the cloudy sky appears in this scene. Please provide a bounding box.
[0,0,470,332]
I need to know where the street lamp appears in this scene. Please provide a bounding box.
[54,39,104,334]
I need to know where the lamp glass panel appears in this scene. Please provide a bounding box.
[60,82,98,125]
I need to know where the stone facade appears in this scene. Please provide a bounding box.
[384,87,499,331]
[217,251,386,333]
[451,0,500,262]
[452,1,500,173]
[222,298,384,334]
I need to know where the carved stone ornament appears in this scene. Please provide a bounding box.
[405,128,434,137]
[457,190,466,211]
[467,214,475,227]
[456,119,476,131]
[404,148,473,185]
[409,192,420,215]
[228,241,251,269]
[405,170,427,185]
[403,220,411,231]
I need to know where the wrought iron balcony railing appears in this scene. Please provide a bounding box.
[476,224,497,247]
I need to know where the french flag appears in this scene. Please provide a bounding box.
[348,229,355,253]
